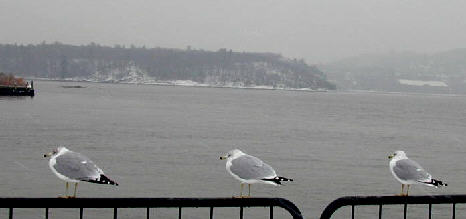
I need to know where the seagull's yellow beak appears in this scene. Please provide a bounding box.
[388,154,394,159]
[219,156,227,160]
[44,152,52,158]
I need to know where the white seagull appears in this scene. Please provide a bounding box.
[388,150,447,196]
[44,147,118,198]
[220,149,293,197]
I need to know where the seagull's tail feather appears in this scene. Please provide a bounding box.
[100,174,119,186]
[82,174,119,186]
[423,179,447,188]
[262,176,293,185]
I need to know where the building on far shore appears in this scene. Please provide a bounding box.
[396,79,450,94]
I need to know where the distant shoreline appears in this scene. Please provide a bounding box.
[28,77,329,92]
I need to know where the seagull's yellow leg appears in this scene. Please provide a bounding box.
[399,184,405,196]
[240,184,244,197]
[406,185,410,196]
[59,182,69,198]
[72,183,78,198]
[233,184,244,198]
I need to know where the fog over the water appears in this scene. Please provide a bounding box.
[1,0,465,63]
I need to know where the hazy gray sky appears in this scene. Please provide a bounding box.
[1,0,465,63]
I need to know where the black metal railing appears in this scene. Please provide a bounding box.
[0,197,303,219]
[320,195,466,219]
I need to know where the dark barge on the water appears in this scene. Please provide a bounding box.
[0,80,35,96]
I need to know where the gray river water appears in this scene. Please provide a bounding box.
[1,81,466,218]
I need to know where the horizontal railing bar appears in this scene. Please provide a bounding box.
[0,197,294,208]
[321,195,466,219]
[0,197,303,219]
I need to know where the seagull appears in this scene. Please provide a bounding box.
[44,147,118,198]
[220,149,293,198]
[388,150,447,196]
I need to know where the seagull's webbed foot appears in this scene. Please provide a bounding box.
[395,193,408,196]
[58,195,75,198]
[232,195,250,198]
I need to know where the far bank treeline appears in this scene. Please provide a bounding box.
[0,43,335,90]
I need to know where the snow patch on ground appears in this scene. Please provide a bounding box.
[28,62,326,92]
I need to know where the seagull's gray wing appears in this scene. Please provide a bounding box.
[54,151,102,181]
[393,159,431,182]
[230,155,276,180]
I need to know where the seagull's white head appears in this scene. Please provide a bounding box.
[44,146,68,158]
[220,149,245,161]
[388,150,407,160]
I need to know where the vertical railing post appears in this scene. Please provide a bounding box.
[428,204,432,219]
[113,208,117,219]
[351,205,354,219]
[210,207,214,219]
[270,206,273,219]
[9,208,13,219]
[80,208,83,219]
[452,203,456,219]
[146,208,150,219]
[403,203,407,219]
[239,206,244,219]
[178,207,182,219]
[378,204,382,219]
[45,208,49,219]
